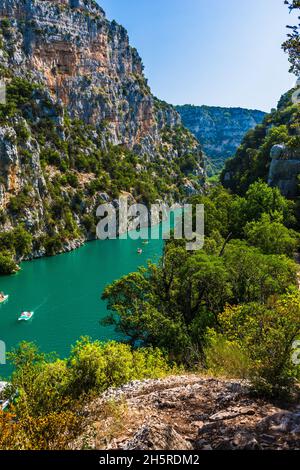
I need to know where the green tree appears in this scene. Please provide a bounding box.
[282,0,300,75]
[223,240,297,303]
[214,292,300,396]
[244,214,299,256]
[0,252,17,275]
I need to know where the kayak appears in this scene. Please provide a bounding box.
[18,311,34,321]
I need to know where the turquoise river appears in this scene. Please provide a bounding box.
[0,217,177,378]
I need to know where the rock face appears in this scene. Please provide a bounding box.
[0,0,192,156]
[176,105,265,175]
[268,144,300,198]
[0,0,204,263]
[73,375,300,450]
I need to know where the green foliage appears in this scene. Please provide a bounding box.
[67,338,175,397]
[0,77,39,123]
[12,226,33,257]
[7,339,174,418]
[43,235,63,257]
[0,251,18,275]
[221,93,300,196]
[0,226,32,265]
[244,214,299,256]
[208,293,300,397]
[8,191,33,214]
[282,1,300,75]
[204,330,251,379]
[102,237,297,364]
[191,182,296,239]
[81,214,96,234]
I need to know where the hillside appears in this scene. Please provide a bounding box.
[221,90,300,197]
[0,0,205,272]
[176,105,265,175]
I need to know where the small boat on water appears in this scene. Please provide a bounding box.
[137,248,143,255]
[142,240,149,245]
[18,311,34,322]
[0,293,9,304]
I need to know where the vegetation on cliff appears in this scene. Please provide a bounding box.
[220,91,300,195]
[0,8,204,274]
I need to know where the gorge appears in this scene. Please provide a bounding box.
[0,0,205,272]
[0,0,300,454]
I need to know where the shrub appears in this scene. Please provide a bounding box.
[8,192,32,214]
[213,293,300,397]
[204,330,252,379]
[13,226,32,257]
[43,235,63,256]
[81,214,96,234]
[0,252,17,275]
[67,338,175,396]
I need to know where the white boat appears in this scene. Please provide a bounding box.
[18,311,34,322]
[137,248,143,254]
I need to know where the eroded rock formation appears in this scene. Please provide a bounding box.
[268,144,300,198]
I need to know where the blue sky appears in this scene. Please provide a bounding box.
[99,0,298,112]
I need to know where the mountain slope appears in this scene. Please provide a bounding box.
[221,90,300,197]
[176,105,265,175]
[0,0,205,271]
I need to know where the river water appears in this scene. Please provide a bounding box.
[0,217,176,378]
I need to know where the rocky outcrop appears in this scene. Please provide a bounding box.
[73,375,300,450]
[176,105,265,175]
[268,144,300,198]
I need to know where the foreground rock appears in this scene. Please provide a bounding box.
[73,375,300,450]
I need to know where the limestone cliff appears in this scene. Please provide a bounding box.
[176,105,265,175]
[268,144,300,198]
[0,0,205,267]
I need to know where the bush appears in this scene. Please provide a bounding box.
[8,339,175,417]
[0,252,17,275]
[81,214,96,234]
[43,235,63,256]
[67,338,175,396]
[211,293,300,397]
[8,192,32,214]
[204,330,251,379]
[13,226,32,257]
